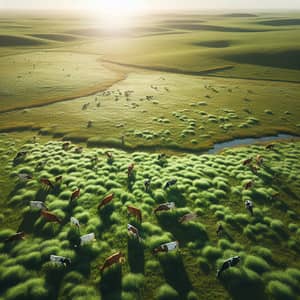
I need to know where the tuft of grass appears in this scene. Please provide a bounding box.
[266,280,295,300]
[244,255,270,274]
[122,273,145,292]
[202,246,222,261]
[155,284,180,300]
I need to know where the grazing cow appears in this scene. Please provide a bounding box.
[14,151,27,160]
[70,188,80,202]
[50,255,71,267]
[256,155,264,166]
[266,143,275,150]
[105,151,113,159]
[216,256,241,278]
[36,160,46,170]
[91,156,98,165]
[179,212,198,223]
[243,157,253,166]
[18,173,32,181]
[154,202,175,214]
[144,178,151,192]
[216,223,223,236]
[158,153,166,160]
[70,216,80,228]
[127,206,142,223]
[79,233,95,246]
[74,147,83,154]
[250,165,259,174]
[127,224,142,241]
[30,201,47,210]
[40,178,54,189]
[4,232,25,243]
[62,142,70,151]
[55,175,62,183]
[128,163,135,177]
[244,180,254,190]
[245,200,254,216]
[97,193,114,209]
[41,210,62,224]
[99,252,125,273]
[164,179,177,189]
[152,241,179,254]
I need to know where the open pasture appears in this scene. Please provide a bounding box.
[0,9,300,300]
[0,11,299,153]
[0,134,300,300]
[0,70,299,152]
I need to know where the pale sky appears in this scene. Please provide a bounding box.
[0,0,300,11]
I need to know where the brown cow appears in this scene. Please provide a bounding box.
[55,175,62,183]
[243,157,253,166]
[70,188,80,202]
[97,193,114,209]
[99,252,125,273]
[256,155,264,166]
[62,142,71,151]
[154,202,175,214]
[41,210,62,224]
[178,212,197,223]
[244,180,254,190]
[127,206,142,223]
[5,232,25,243]
[266,143,275,150]
[127,163,134,177]
[40,178,54,189]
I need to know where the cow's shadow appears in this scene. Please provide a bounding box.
[99,264,122,300]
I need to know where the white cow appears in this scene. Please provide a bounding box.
[50,255,71,266]
[30,201,47,210]
[80,233,95,245]
[70,217,80,228]
[153,241,179,254]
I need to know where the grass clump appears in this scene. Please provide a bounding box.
[155,284,180,300]
[122,273,145,292]
[244,255,270,274]
[202,245,222,261]
[266,280,295,300]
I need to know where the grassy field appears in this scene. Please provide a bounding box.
[0,133,300,300]
[0,10,300,300]
[0,11,299,152]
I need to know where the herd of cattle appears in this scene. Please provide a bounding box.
[3,141,277,277]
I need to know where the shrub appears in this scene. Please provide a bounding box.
[155,284,179,300]
[122,273,145,292]
[266,280,295,300]
[244,255,270,274]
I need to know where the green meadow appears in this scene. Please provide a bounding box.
[0,134,300,300]
[0,10,300,300]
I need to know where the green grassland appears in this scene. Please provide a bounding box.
[0,11,299,152]
[0,70,299,152]
[0,11,300,300]
[0,134,300,300]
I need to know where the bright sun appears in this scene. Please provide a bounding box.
[92,0,145,16]
[88,0,146,28]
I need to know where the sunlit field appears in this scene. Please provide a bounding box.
[0,8,300,300]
